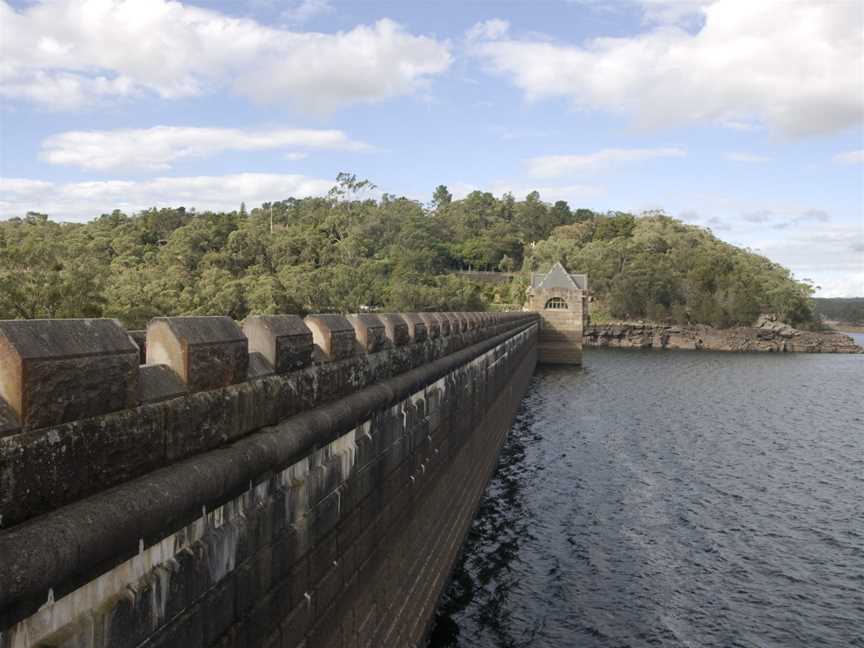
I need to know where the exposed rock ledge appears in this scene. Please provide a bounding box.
[584,320,863,354]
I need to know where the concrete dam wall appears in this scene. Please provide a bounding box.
[0,311,539,648]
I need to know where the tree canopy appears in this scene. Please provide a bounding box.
[812,298,864,325]
[0,176,819,329]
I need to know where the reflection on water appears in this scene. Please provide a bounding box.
[429,348,864,648]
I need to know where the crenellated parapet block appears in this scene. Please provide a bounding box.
[0,305,544,648]
[0,311,537,532]
[0,318,140,430]
[0,310,539,648]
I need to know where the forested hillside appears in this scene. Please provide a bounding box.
[0,174,817,329]
[812,298,864,324]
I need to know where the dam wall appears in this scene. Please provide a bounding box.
[0,311,538,648]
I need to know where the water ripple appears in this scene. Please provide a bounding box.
[429,349,864,648]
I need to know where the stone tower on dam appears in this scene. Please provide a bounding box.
[526,262,588,365]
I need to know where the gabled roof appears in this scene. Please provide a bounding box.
[530,262,588,289]
[538,262,578,289]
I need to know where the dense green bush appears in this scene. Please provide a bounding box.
[0,175,817,328]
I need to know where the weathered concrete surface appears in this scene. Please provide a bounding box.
[584,322,863,353]
[139,363,189,402]
[400,313,428,343]
[243,315,313,373]
[432,312,451,336]
[0,319,139,429]
[305,315,357,362]
[147,317,249,390]
[0,399,21,439]
[0,313,537,648]
[0,314,532,532]
[377,314,410,346]
[346,314,386,353]
[417,313,441,339]
[128,329,147,364]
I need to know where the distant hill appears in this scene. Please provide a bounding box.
[0,176,818,329]
[812,297,864,325]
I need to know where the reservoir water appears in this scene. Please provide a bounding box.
[429,342,864,647]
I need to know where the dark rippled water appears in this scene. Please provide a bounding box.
[429,343,864,648]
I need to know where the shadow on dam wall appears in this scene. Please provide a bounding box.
[0,311,538,648]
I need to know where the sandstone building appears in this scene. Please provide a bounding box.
[526,262,588,365]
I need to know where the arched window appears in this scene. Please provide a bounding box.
[545,297,568,310]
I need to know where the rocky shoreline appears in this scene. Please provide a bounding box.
[584,319,863,354]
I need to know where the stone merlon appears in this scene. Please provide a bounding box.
[0,318,139,429]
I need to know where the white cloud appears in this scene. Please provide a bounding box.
[0,0,451,112]
[636,0,714,26]
[724,152,771,163]
[833,150,864,164]
[526,147,686,178]
[567,0,714,28]
[466,19,510,43]
[705,216,730,231]
[752,223,864,297]
[280,0,333,24]
[41,126,369,171]
[0,174,334,222]
[742,207,831,228]
[815,273,864,299]
[741,209,774,224]
[469,0,864,135]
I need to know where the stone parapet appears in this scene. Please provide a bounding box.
[243,315,313,373]
[305,314,357,362]
[0,319,139,430]
[417,313,441,339]
[0,311,539,648]
[346,314,387,353]
[0,312,537,532]
[146,316,249,390]
[376,313,410,347]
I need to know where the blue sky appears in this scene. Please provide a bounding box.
[1,0,862,296]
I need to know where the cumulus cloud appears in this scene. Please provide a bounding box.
[280,0,333,24]
[636,0,714,26]
[706,216,730,231]
[815,273,864,299]
[526,147,685,178]
[465,18,510,43]
[833,150,864,164]
[0,0,451,111]
[0,174,334,222]
[743,208,832,228]
[752,224,864,297]
[41,126,369,171]
[799,209,831,223]
[469,0,864,135]
[742,209,774,224]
